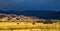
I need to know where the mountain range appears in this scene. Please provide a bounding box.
[0,10,60,19]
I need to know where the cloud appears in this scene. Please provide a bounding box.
[0,0,24,10]
[0,0,59,11]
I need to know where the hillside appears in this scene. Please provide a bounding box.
[0,14,41,22]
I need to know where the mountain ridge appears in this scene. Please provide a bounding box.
[0,10,60,19]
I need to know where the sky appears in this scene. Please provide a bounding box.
[0,0,60,11]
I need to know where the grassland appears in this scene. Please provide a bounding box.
[0,21,60,31]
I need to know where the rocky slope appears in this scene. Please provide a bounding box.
[0,14,43,22]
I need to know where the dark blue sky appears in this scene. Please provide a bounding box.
[0,0,60,11]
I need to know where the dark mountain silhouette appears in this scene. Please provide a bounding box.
[0,10,60,19]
